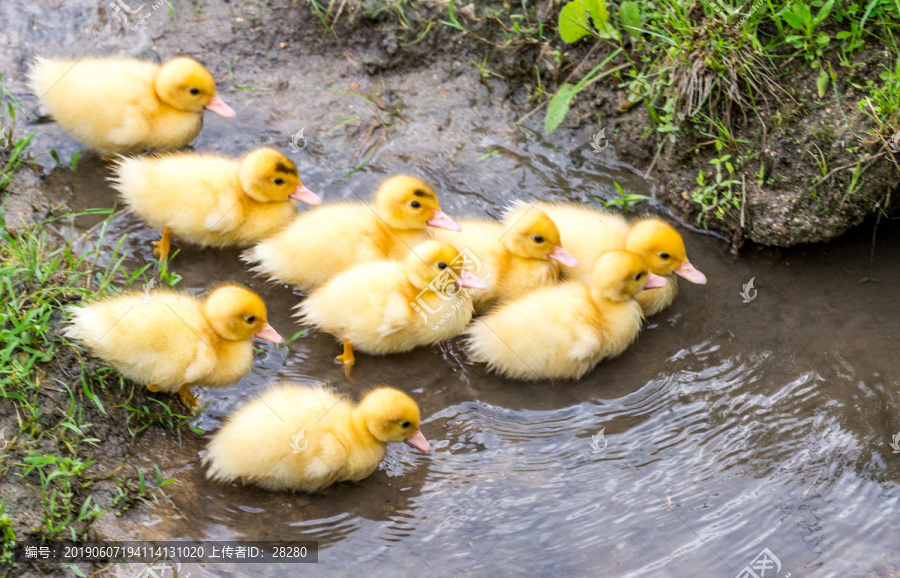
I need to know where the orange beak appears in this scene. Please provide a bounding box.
[548,245,578,267]
[404,429,431,452]
[643,273,668,289]
[674,261,707,285]
[426,210,461,232]
[254,322,283,344]
[204,94,236,119]
[289,185,322,205]
[456,271,489,290]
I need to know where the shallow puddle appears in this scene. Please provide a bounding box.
[4,1,900,576]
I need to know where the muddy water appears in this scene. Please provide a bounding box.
[4,1,900,576]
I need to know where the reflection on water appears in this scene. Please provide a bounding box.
[4,1,900,575]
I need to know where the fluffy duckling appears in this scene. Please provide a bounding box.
[110,148,321,261]
[64,285,282,409]
[244,175,460,291]
[465,251,666,381]
[28,56,235,155]
[434,207,577,313]
[204,384,430,492]
[522,202,706,316]
[625,219,707,316]
[298,240,487,377]
[523,201,631,279]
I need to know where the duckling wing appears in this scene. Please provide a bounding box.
[182,339,220,385]
[303,433,349,483]
[202,194,245,234]
[376,291,412,337]
[65,293,209,390]
[106,98,155,149]
[568,326,603,361]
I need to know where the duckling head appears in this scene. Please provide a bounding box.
[357,387,431,451]
[404,241,488,295]
[590,251,668,304]
[375,175,460,232]
[154,57,236,118]
[502,208,578,266]
[625,219,707,284]
[239,148,321,205]
[202,285,283,343]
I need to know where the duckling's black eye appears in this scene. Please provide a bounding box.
[659,253,670,260]
[633,273,643,281]
[273,178,284,185]
[533,235,544,243]
[189,88,200,95]
[437,262,448,270]
[245,316,256,324]
[411,201,421,209]
[400,421,411,428]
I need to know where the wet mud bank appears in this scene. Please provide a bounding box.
[290,1,900,249]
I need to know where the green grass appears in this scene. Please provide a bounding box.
[0,499,15,567]
[600,181,650,210]
[535,0,900,223]
[325,81,405,177]
[0,187,195,572]
[339,0,896,226]
[859,54,900,141]
[692,153,743,224]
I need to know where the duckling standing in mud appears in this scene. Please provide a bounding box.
[64,285,282,410]
[110,147,321,261]
[28,55,235,156]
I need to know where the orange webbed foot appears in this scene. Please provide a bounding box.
[152,226,173,261]
[336,338,355,380]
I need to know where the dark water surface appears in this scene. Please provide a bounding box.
[3,2,900,577]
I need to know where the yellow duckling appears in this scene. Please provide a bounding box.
[203,384,430,492]
[525,201,632,279]
[64,285,282,409]
[244,175,460,291]
[28,56,235,155]
[626,219,707,316]
[465,251,666,381]
[110,147,321,261]
[524,202,707,316]
[297,240,487,377]
[434,207,577,313]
